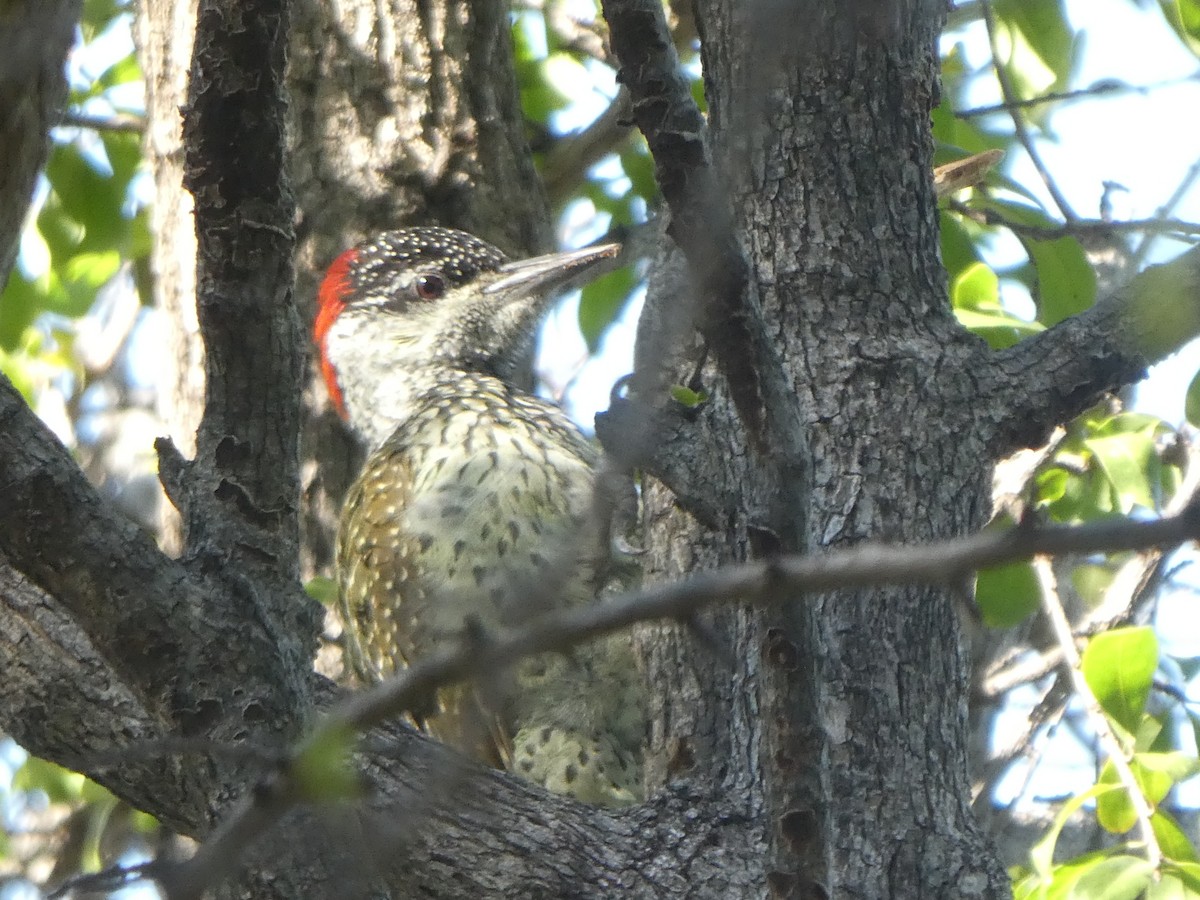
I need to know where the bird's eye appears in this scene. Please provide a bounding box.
[413,273,446,301]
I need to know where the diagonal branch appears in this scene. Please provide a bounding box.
[160,501,1200,897]
[980,243,1200,454]
[599,0,809,546]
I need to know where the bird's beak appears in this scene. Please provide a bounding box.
[483,242,621,298]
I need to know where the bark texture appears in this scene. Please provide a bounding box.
[5,0,1200,897]
[0,0,79,295]
[626,1,1008,894]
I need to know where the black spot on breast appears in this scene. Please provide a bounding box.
[564,764,578,784]
[540,727,552,744]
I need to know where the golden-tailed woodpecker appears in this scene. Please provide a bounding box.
[315,227,645,806]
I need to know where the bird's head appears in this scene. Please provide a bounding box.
[314,226,619,447]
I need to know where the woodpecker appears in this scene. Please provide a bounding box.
[315,226,645,806]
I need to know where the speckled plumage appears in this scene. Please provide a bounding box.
[323,228,645,805]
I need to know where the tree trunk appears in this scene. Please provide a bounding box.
[22,0,1193,894]
[628,1,1010,894]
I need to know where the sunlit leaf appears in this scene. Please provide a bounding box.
[996,0,1078,93]
[1083,431,1157,513]
[953,307,1045,349]
[578,263,637,351]
[1096,761,1137,833]
[1153,810,1200,863]
[1066,854,1155,900]
[976,558,1041,627]
[951,261,1000,311]
[1025,235,1096,326]
[1029,783,1110,877]
[1081,626,1158,734]
[1161,0,1200,56]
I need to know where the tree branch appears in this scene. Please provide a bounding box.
[981,244,1200,454]
[599,0,809,547]
[156,500,1200,896]
[0,0,80,291]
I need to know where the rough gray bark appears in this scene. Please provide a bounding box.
[0,0,79,296]
[135,0,202,473]
[5,0,1200,898]
[619,0,1008,894]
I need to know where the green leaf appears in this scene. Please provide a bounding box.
[1083,430,1158,513]
[953,307,1045,349]
[1153,810,1200,863]
[0,269,44,350]
[304,575,339,606]
[619,140,658,203]
[1029,783,1110,877]
[291,724,362,803]
[1096,761,1137,833]
[976,559,1041,627]
[578,263,637,351]
[1161,0,1200,57]
[1081,626,1158,734]
[1026,236,1096,326]
[939,211,981,285]
[669,384,708,408]
[1066,855,1155,900]
[951,261,1000,310]
[1166,861,1200,893]
[1147,872,1195,900]
[98,51,142,91]
[995,0,1078,93]
[1185,369,1200,428]
[1136,751,1200,791]
[12,756,85,804]
[1071,562,1115,607]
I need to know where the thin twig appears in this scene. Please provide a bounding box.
[1033,556,1163,870]
[60,110,146,134]
[980,0,1077,221]
[160,504,1200,899]
[1132,155,1200,270]
[956,70,1200,118]
[947,200,1200,241]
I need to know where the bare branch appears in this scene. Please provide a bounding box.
[981,0,1077,221]
[599,0,773,452]
[59,110,146,133]
[542,90,634,209]
[981,244,1200,454]
[599,0,809,551]
[0,0,80,291]
[954,72,1200,118]
[947,201,1200,242]
[1033,556,1162,869]
[160,501,1200,897]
